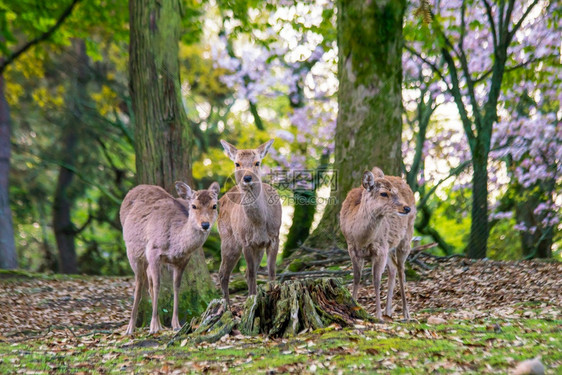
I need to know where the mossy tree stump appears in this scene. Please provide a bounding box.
[170,278,373,344]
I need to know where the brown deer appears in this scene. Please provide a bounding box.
[340,167,416,320]
[120,181,220,334]
[218,139,282,305]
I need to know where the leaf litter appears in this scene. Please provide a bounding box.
[0,258,560,374]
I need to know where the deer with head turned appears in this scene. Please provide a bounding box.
[218,139,282,305]
[120,181,220,334]
[340,167,416,320]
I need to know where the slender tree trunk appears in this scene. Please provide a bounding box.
[53,133,78,273]
[52,39,90,274]
[515,189,553,259]
[284,190,316,257]
[0,72,18,269]
[305,0,406,247]
[129,0,216,326]
[467,152,489,259]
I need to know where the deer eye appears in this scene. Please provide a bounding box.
[213,204,217,209]
[191,205,197,209]
[255,161,260,167]
[380,192,388,197]
[235,163,240,167]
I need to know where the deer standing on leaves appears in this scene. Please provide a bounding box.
[120,181,220,334]
[218,139,282,305]
[340,167,416,320]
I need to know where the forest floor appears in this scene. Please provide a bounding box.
[0,258,560,374]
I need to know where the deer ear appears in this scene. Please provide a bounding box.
[371,167,384,179]
[220,140,238,161]
[208,181,220,196]
[257,139,274,159]
[175,181,193,200]
[362,171,375,191]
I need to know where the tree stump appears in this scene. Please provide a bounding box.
[170,278,373,345]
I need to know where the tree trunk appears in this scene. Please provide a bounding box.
[53,132,79,274]
[515,189,553,259]
[129,0,216,326]
[284,190,317,258]
[467,153,489,259]
[0,72,18,269]
[52,39,90,274]
[305,0,406,247]
[129,0,193,190]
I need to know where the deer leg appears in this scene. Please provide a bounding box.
[372,248,389,320]
[385,252,397,318]
[266,238,279,281]
[244,247,261,296]
[126,265,146,335]
[171,265,185,331]
[396,249,410,321]
[147,261,162,334]
[219,243,241,306]
[350,249,364,300]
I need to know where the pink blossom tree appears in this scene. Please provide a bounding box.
[407,0,560,258]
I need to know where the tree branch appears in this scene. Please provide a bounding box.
[474,54,559,83]
[440,47,476,148]
[508,0,541,42]
[0,0,82,74]
[455,0,483,130]
[481,0,498,48]
[404,45,448,87]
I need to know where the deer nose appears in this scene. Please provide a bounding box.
[243,175,252,183]
[403,206,411,213]
[201,222,210,230]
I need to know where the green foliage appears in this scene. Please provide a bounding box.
[427,186,471,253]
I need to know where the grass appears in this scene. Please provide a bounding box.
[1,313,560,374]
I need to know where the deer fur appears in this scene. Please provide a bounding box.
[217,139,282,305]
[340,167,416,320]
[120,181,220,334]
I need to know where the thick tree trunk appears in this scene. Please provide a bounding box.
[129,0,192,190]
[467,155,489,259]
[129,0,216,326]
[306,0,406,247]
[0,73,18,269]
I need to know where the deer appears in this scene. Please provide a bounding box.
[217,139,282,305]
[340,167,416,320]
[120,181,220,335]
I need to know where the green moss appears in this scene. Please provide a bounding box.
[287,258,305,272]
[2,315,560,374]
[341,0,406,84]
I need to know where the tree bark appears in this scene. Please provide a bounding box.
[53,135,78,273]
[53,39,90,274]
[467,153,489,259]
[284,190,317,257]
[129,0,193,190]
[306,0,406,247]
[129,0,216,326]
[0,72,18,269]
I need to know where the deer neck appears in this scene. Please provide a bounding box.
[173,213,205,250]
[240,182,267,224]
[357,192,386,241]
